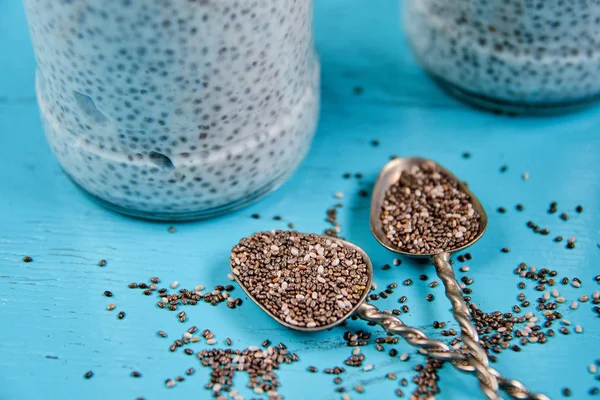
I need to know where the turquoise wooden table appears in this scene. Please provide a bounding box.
[1,1,599,399]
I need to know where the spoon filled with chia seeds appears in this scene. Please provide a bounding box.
[370,157,550,400]
[230,230,549,400]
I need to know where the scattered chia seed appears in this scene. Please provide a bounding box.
[104,290,113,297]
[231,231,369,328]
[499,165,508,173]
[251,213,261,219]
[516,204,524,211]
[462,152,471,159]
[371,140,380,147]
[502,247,510,253]
[353,86,364,96]
[118,311,125,319]
[324,207,341,238]
[273,215,282,221]
[131,371,141,378]
[379,163,481,254]
[576,205,583,213]
[560,213,569,221]
[497,207,506,213]
[84,371,93,379]
[98,259,107,267]
[23,256,33,262]
[563,387,571,396]
[168,226,176,233]
[106,304,116,311]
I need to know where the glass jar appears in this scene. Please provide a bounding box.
[404,0,600,113]
[23,0,320,220]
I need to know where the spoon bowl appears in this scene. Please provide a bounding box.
[370,157,488,257]
[230,234,373,332]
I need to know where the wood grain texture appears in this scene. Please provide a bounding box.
[1,1,599,399]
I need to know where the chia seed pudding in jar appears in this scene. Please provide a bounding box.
[24,0,320,220]
[403,1,600,113]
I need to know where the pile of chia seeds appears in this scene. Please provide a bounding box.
[128,277,243,322]
[379,163,481,254]
[231,230,370,328]
[196,343,298,399]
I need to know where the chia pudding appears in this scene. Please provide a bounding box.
[403,0,600,112]
[24,0,319,219]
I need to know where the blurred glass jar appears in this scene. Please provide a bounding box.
[404,0,600,113]
[23,0,320,220]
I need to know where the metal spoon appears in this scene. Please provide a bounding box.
[231,232,549,400]
[369,157,539,400]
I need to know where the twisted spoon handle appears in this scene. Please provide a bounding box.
[354,302,550,400]
[431,252,500,398]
